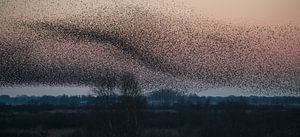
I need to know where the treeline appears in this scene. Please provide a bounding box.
[0,95,299,137]
[1,91,299,107]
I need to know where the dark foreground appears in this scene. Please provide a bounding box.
[0,102,299,137]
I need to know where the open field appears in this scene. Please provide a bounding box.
[1,102,299,137]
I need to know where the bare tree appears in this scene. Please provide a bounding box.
[92,71,144,137]
[119,72,145,137]
[92,70,118,106]
[120,72,141,97]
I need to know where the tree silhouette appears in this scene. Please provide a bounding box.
[92,70,118,106]
[92,72,144,137]
[120,72,140,97]
[119,72,145,137]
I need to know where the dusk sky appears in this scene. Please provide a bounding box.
[0,0,299,96]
